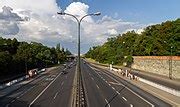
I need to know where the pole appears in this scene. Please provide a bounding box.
[78,21,81,73]
[57,12,100,73]
[57,12,100,107]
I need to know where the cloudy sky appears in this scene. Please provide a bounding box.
[0,0,180,54]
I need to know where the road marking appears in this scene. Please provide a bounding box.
[130,104,133,107]
[24,91,27,94]
[11,100,15,103]
[87,64,155,107]
[29,72,62,107]
[109,81,121,86]
[61,81,64,86]
[91,77,94,80]
[53,92,59,99]
[122,97,127,101]
[100,71,155,107]
[8,85,36,105]
[116,91,120,94]
[19,94,23,97]
[105,99,111,107]
[96,84,100,89]
[108,83,111,86]
[112,87,115,90]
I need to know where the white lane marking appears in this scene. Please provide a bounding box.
[11,100,15,103]
[105,80,108,83]
[87,64,155,107]
[108,83,111,86]
[61,81,64,86]
[91,77,94,80]
[29,72,62,107]
[96,84,100,89]
[130,104,133,107]
[24,91,27,94]
[122,97,127,101]
[105,99,111,107]
[112,87,115,90]
[116,91,120,94]
[109,82,121,86]
[53,92,59,99]
[19,94,23,97]
[98,70,155,107]
[8,84,37,105]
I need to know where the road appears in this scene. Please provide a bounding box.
[0,63,76,107]
[81,60,171,107]
[0,60,171,107]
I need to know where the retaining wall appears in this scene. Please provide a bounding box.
[131,56,180,79]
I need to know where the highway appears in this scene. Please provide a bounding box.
[0,63,76,107]
[0,60,171,107]
[81,60,171,107]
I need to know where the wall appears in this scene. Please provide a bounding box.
[131,56,180,79]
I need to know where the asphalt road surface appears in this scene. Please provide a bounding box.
[0,63,76,107]
[81,60,171,107]
[0,60,171,107]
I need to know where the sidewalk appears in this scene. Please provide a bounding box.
[120,67,180,90]
[87,61,180,107]
[85,59,180,90]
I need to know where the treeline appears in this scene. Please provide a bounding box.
[85,18,180,65]
[0,37,71,80]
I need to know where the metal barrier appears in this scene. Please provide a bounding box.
[110,67,180,97]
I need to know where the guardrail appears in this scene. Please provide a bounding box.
[86,59,180,97]
[0,68,47,90]
[71,62,87,107]
[110,67,180,97]
[0,75,29,90]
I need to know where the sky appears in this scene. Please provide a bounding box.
[0,0,180,54]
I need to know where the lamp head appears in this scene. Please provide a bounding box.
[93,12,101,16]
[57,12,66,15]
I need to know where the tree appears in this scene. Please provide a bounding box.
[85,18,180,65]
[0,37,71,82]
[0,52,12,75]
[65,48,72,55]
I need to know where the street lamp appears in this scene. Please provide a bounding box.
[57,11,101,73]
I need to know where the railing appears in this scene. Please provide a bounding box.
[72,65,87,107]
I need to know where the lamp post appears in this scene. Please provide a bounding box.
[57,12,101,73]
